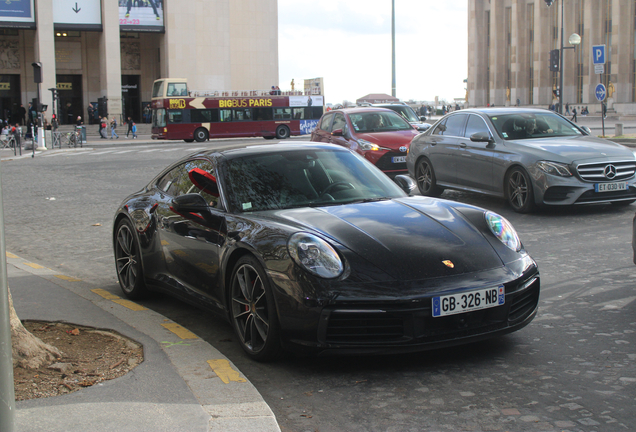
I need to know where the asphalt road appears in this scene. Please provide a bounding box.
[1,139,635,432]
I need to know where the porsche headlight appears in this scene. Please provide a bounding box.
[357,139,390,151]
[130,209,151,232]
[288,232,344,278]
[537,160,572,177]
[485,212,521,252]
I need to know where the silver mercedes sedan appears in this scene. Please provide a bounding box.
[406,108,636,213]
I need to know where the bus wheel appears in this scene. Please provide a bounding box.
[275,125,290,139]
[184,139,194,143]
[194,128,209,142]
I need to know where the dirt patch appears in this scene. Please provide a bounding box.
[13,321,143,401]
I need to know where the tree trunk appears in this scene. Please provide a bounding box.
[9,287,61,369]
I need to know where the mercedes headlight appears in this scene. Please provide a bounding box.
[288,232,344,278]
[485,212,522,252]
[357,139,390,151]
[537,160,572,177]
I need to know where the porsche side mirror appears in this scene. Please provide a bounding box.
[470,131,494,143]
[171,193,209,213]
[332,128,344,137]
[393,175,417,195]
[580,125,592,135]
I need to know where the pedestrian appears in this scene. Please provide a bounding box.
[87,104,95,125]
[602,103,607,119]
[76,116,83,126]
[565,103,570,115]
[110,117,119,139]
[571,107,577,123]
[126,116,133,137]
[131,121,137,139]
[18,104,26,125]
[100,117,107,139]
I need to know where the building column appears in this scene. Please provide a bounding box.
[613,0,632,103]
[33,0,56,121]
[510,0,525,106]
[99,1,122,118]
[490,0,505,105]
[467,0,486,107]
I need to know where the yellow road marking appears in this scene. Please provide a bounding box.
[207,359,247,384]
[55,275,82,282]
[112,299,148,311]
[161,240,169,246]
[91,288,120,300]
[6,252,17,259]
[24,263,45,269]
[161,323,199,339]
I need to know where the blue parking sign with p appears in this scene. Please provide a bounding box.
[593,45,606,65]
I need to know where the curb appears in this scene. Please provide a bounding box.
[6,251,281,432]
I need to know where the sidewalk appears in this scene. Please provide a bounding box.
[7,252,280,432]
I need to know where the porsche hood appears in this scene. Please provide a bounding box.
[275,197,505,281]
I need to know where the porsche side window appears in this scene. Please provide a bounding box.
[183,160,220,207]
[158,160,219,206]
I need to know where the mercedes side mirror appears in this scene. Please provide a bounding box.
[470,132,494,143]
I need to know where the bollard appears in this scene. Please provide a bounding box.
[615,123,623,137]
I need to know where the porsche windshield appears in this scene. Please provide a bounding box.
[349,111,413,133]
[489,112,584,140]
[223,149,406,212]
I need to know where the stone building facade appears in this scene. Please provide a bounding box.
[0,0,279,124]
[467,0,636,115]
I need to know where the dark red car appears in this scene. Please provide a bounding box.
[311,107,419,176]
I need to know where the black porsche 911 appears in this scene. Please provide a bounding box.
[113,142,540,361]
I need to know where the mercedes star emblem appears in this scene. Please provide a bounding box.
[604,164,617,179]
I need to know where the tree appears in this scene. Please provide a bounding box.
[8,287,61,369]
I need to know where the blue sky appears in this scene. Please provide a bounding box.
[278,0,468,105]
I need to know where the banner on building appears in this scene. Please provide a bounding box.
[0,0,35,29]
[54,0,102,31]
[119,0,165,33]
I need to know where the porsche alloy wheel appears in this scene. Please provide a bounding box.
[230,256,282,361]
[415,158,443,197]
[506,167,536,213]
[114,219,147,299]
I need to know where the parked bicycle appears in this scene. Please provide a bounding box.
[65,129,82,148]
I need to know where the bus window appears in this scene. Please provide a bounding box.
[293,108,306,119]
[254,108,273,121]
[274,108,292,119]
[167,82,188,96]
[153,108,166,127]
[219,109,232,122]
[311,107,323,119]
[168,110,182,123]
[152,81,164,98]
[233,108,252,121]
[191,109,219,123]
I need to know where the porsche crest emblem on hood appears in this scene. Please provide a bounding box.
[442,260,454,268]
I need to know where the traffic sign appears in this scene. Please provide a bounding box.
[593,45,606,65]
[595,83,607,102]
[594,64,604,74]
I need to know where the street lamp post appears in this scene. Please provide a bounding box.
[545,0,580,114]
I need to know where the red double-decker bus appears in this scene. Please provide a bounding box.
[151,78,323,142]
